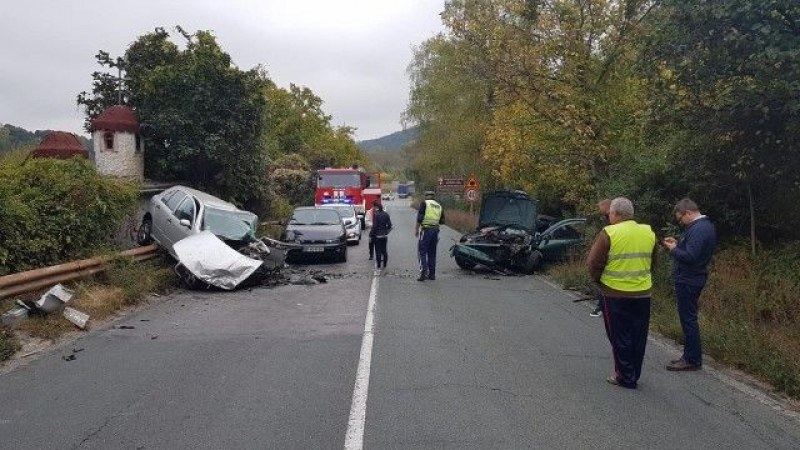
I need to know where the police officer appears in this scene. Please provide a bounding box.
[587,197,657,389]
[415,191,445,281]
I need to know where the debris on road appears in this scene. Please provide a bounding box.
[63,307,89,329]
[35,284,74,313]
[117,325,135,330]
[1,306,30,328]
[1,284,91,330]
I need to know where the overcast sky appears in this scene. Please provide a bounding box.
[0,0,445,141]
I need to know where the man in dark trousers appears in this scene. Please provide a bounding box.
[662,198,716,371]
[415,191,444,281]
[370,199,392,269]
[587,197,657,389]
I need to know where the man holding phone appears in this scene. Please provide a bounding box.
[662,198,716,371]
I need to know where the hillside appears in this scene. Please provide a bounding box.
[358,126,418,153]
[0,124,92,154]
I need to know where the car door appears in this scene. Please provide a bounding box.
[537,218,587,261]
[151,189,183,245]
[165,195,197,251]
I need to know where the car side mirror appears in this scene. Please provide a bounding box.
[179,219,191,228]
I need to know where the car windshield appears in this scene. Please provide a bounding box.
[480,193,538,232]
[202,207,258,241]
[290,209,342,225]
[318,172,361,188]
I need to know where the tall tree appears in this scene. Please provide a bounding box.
[78,27,271,211]
[643,0,800,246]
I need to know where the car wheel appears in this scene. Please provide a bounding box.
[522,250,543,274]
[337,246,348,263]
[454,255,477,270]
[137,216,154,245]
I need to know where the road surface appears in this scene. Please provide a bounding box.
[1,200,799,449]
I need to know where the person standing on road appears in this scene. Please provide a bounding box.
[415,191,445,281]
[370,199,392,269]
[662,198,716,371]
[590,198,612,317]
[587,197,657,389]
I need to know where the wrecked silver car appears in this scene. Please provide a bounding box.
[451,191,542,274]
[137,186,290,289]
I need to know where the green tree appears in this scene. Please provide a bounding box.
[78,27,271,212]
[643,0,800,246]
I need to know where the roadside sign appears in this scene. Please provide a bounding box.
[465,188,478,203]
[466,174,479,189]
[439,178,464,193]
[438,178,465,192]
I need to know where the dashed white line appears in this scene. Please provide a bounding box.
[343,269,380,450]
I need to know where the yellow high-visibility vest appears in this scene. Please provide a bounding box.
[422,200,442,227]
[600,220,656,292]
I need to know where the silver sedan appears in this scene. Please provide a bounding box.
[137,186,258,257]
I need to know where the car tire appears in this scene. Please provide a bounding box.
[454,254,477,270]
[522,250,543,274]
[137,216,154,246]
[337,247,348,263]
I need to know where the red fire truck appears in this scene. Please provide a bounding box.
[315,166,382,227]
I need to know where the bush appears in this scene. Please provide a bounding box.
[0,328,19,362]
[0,158,138,275]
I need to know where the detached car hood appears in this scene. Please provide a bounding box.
[173,231,263,290]
[479,191,538,233]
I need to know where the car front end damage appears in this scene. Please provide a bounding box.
[450,190,542,274]
[451,226,542,274]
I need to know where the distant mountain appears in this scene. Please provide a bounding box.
[358,126,419,153]
[0,124,91,155]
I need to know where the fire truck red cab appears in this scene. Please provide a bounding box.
[315,166,382,228]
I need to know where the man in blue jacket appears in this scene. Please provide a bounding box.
[662,198,716,371]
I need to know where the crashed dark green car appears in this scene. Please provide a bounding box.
[450,190,586,274]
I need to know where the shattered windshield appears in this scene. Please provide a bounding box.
[290,209,342,226]
[202,207,258,241]
[479,193,538,232]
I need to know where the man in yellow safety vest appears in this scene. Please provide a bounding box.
[587,197,657,389]
[415,191,445,281]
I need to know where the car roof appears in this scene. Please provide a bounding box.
[167,185,239,211]
[294,206,339,211]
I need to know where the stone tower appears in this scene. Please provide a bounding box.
[91,105,144,180]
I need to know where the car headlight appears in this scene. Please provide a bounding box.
[325,239,339,244]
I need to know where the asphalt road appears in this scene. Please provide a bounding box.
[2,199,800,449]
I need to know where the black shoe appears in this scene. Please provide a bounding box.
[417,273,427,282]
[369,256,373,260]
[428,274,435,281]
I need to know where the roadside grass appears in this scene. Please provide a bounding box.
[410,198,478,234]
[547,243,800,398]
[0,328,19,361]
[2,255,176,347]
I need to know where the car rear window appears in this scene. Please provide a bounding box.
[291,209,342,225]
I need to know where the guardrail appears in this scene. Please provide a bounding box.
[0,245,159,299]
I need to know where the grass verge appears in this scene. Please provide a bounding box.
[547,243,800,398]
[1,255,176,348]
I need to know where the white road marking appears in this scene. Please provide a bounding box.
[344,270,380,450]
